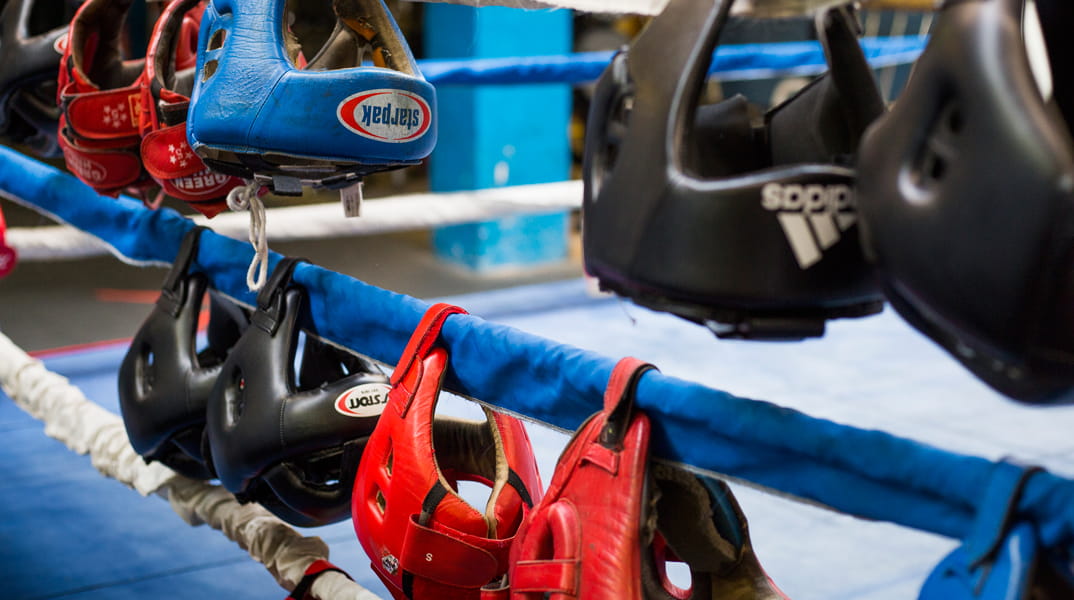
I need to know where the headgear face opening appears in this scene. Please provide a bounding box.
[856,0,1074,403]
[583,0,885,341]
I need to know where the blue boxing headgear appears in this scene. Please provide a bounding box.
[187,0,436,194]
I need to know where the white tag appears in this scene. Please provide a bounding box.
[341,181,364,218]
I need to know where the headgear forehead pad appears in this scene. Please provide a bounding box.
[856,0,1074,403]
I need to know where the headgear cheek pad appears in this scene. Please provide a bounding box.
[205,257,392,527]
[582,0,884,341]
[118,227,248,480]
[856,0,1074,403]
[139,0,244,217]
[187,0,436,193]
[0,0,81,157]
[353,303,542,600]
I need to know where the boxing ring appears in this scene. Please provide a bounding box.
[4,30,1073,600]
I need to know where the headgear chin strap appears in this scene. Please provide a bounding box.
[486,358,787,600]
[583,0,884,341]
[139,0,244,217]
[0,0,81,157]
[856,0,1074,403]
[118,227,249,480]
[187,0,437,195]
[205,257,391,527]
[353,303,543,599]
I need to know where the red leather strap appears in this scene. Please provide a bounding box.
[513,560,579,595]
[285,559,352,600]
[603,357,652,413]
[57,125,145,197]
[400,515,501,587]
[390,303,468,387]
[62,84,142,140]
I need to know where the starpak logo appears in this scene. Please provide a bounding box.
[334,383,392,418]
[54,33,68,55]
[337,89,431,143]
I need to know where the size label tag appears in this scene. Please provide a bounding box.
[341,181,364,218]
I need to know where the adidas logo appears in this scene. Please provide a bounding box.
[761,183,858,269]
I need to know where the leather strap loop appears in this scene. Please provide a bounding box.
[157,227,206,316]
[599,358,657,449]
[390,302,467,387]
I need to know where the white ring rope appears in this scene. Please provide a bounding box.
[5,180,582,262]
[0,330,384,600]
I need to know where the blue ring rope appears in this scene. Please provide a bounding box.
[418,37,927,85]
[3,145,1074,557]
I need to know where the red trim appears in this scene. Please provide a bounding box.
[29,337,133,359]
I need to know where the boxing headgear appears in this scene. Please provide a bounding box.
[139,0,243,217]
[205,257,391,527]
[187,0,436,194]
[118,227,248,480]
[352,303,543,599]
[0,0,80,157]
[583,0,884,340]
[57,0,149,197]
[855,0,1074,403]
[485,358,787,600]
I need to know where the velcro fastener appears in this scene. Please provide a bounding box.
[512,559,579,595]
[63,84,143,141]
[400,515,500,588]
[58,131,144,196]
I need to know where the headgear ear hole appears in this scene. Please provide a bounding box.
[224,368,246,428]
[201,59,218,81]
[137,347,156,395]
[375,488,386,514]
[651,532,693,600]
[208,29,226,51]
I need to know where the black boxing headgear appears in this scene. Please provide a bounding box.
[204,257,391,527]
[0,0,81,156]
[582,0,885,340]
[118,227,248,480]
[856,0,1074,403]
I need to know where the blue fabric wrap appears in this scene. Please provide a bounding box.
[418,37,928,85]
[5,146,1074,558]
[187,0,436,163]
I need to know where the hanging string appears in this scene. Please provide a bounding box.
[226,180,269,292]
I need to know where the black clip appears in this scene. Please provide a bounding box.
[599,362,657,450]
[157,226,207,317]
[252,257,306,335]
